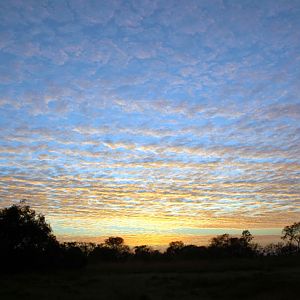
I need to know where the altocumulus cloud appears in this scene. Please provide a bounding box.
[0,0,299,241]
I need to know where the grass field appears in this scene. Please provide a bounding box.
[1,257,300,299]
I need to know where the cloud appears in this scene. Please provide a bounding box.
[0,0,300,240]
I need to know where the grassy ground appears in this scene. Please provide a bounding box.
[1,257,300,299]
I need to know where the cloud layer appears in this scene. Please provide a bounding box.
[0,0,299,242]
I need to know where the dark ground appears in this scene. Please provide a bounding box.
[1,257,300,300]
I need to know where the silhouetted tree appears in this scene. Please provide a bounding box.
[210,234,230,248]
[105,237,125,249]
[92,236,131,261]
[0,201,59,269]
[282,222,300,251]
[133,245,159,261]
[134,245,151,258]
[166,241,184,257]
[241,230,253,244]
[209,231,256,257]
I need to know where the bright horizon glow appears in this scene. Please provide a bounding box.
[58,234,282,250]
[0,0,299,246]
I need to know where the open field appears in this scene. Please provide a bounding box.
[1,257,300,300]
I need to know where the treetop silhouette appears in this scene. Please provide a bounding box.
[0,202,299,271]
[282,222,300,251]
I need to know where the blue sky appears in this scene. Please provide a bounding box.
[0,0,299,244]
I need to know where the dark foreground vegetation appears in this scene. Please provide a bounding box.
[1,202,300,299]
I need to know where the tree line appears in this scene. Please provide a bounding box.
[0,202,299,270]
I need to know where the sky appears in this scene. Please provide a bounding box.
[0,0,299,246]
